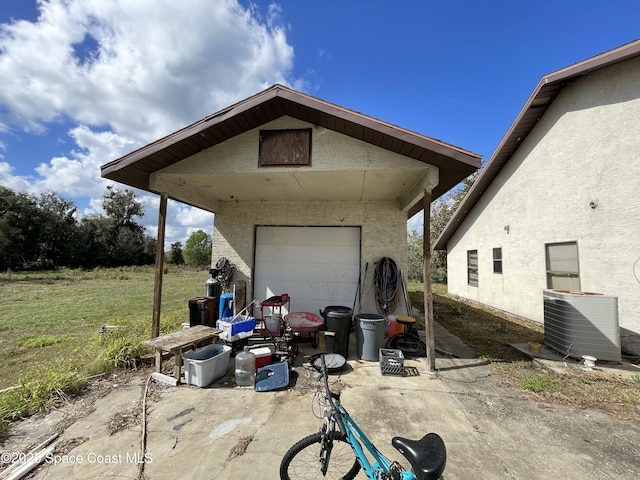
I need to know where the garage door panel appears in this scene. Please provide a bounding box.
[255,262,358,283]
[258,227,359,246]
[260,280,357,305]
[257,245,358,265]
[254,227,360,317]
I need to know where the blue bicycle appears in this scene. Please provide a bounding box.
[279,355,446,479]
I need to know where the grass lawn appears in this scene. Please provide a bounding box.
[1,272,638,431]
[0,266,206,390]
[408,283,640,423]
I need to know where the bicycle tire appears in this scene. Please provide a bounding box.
[386,332,426,357]
[279,432,361,480]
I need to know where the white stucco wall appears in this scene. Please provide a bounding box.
[162,116,433,175]
[447,57,640,354]
[182,117,432,317]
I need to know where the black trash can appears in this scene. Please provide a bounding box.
[320,306,353,359]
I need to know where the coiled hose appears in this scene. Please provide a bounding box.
[213,257,234,291]
[374,257,399,315]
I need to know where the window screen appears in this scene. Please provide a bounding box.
[467,250,478,286]
[545,242,580,290]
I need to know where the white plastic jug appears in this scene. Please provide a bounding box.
[235,346,256,386]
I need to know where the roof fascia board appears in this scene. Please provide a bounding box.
[101,87,281,176]
[276,87,481,166]
[434,39,640,250]
[543,39,640,84]
[103,83,481,181]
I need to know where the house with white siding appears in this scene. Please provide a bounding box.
[102,85,480,325]
[434,40,640,358]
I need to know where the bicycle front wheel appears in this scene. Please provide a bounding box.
[280,432,361,480]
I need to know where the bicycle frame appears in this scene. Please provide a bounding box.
[280,354,445,480]
[331,397,415,480]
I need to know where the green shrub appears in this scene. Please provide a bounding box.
[91,322,150,374]
[450,301,467,317]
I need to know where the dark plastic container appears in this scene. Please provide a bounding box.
[205,273,221,298]
[189,297,218,327]
[320,306,353,359]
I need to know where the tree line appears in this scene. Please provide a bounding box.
[0,186,213,270]
[2,171,473,276]
[407,173,477,284]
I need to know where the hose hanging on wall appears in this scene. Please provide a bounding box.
[374,257,400,315]
[212,257,234,292]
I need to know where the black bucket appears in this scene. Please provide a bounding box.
[320,306,353,359]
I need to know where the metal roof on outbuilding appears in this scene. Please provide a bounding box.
[101,84,481,216]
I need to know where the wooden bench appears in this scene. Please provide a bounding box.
[145,325,222,383]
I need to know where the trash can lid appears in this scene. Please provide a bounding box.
[321,305,353,316]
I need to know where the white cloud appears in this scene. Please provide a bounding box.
[407,212,423,233]
[0,0,295,140]
[0,161,32,192]
[0,0,298,248]
[138,196,214,250]
[33,125,137,197]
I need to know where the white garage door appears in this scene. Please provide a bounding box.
[254,226,360,318]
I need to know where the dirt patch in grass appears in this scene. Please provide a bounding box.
[410,285,544,362]
[494,362,640,422]
[408,285,640,423]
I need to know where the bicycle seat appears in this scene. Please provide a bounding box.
[392,433,446,480]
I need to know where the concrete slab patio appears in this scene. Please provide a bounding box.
[2,323,639,479]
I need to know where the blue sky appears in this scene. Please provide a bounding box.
[0,0,638,246]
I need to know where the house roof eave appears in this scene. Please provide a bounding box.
[434,39,640,250]
[101,84,482,205]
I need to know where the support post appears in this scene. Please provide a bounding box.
[422,190,436,371]
[152,194,168,339]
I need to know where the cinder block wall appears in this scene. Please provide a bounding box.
[212,199,409,316]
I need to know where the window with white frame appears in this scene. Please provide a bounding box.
[467,250,478,286]
[545,242,580,290]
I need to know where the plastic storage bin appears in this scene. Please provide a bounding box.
[183,344,231,387]
[255,361,290,392]
[379,348,404,377]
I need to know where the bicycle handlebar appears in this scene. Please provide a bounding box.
[318,355,340,407]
